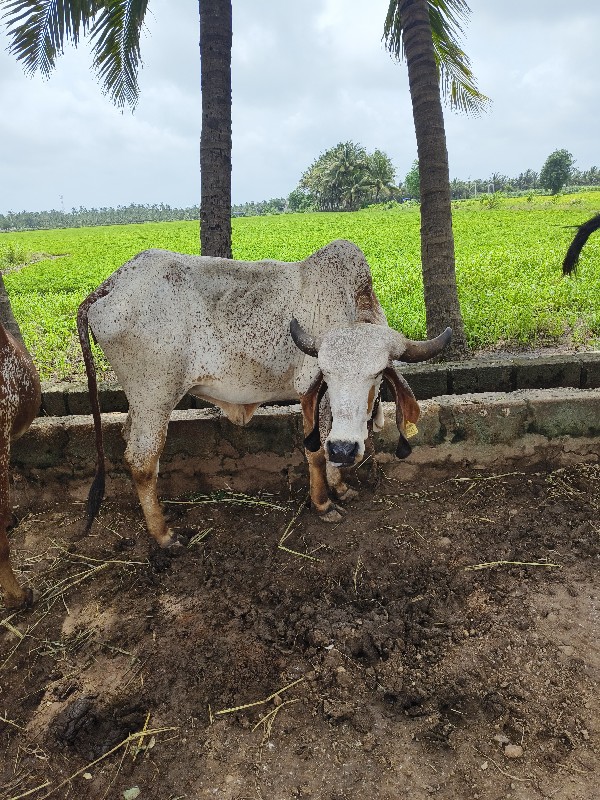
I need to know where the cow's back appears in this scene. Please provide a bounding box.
[86,241,385,399]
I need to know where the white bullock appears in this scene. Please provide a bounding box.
[77,240,451,545]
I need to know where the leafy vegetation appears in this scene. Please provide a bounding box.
[403,160,421,200]
[297,142,397,212]
[0,240,28,268]
[1,191,599,381]
[0,204,202,232]
[540,149,576,195]
[383,0,490,115]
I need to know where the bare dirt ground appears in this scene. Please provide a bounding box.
[1,459,599,800]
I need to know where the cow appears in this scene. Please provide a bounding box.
[0,323,41,609]
[77,239,451,546]
[563,212,600,275]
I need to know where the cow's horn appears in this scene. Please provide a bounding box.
[290,319,320,358]
[391,327,452,363]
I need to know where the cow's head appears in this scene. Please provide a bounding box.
[290,320,452,466]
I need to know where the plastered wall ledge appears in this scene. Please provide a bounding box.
[38,350,600,416]
[10,387,600,506]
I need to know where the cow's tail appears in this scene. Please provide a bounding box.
[77,287,110,534]
[563,213,600,276]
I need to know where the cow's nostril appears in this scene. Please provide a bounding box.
[327,440,359,465]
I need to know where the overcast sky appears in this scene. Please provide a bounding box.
[0,0,598,214]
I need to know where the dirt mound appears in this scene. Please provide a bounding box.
[1,462,598,799]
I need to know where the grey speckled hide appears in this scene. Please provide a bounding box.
[78,239,451,542]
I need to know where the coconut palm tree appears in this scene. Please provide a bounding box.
[384,0,489,359]
[1,0,233,258]
[367,150,397,203]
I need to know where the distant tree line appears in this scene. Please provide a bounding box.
[3,147,600,232]
[446,150,600,200]
[232,198,287,217]
[0,203,201,232]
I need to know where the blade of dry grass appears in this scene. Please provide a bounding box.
[277,496,323,562]
[165,490,287,511]
[215,677,305,717]
[7,780,51,800]
[465,560,561,571]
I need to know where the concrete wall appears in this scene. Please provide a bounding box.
[39,352,600,416]
[12,387,600,508]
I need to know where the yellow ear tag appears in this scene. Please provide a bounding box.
[404,422,419,438]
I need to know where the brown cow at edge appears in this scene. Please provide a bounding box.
[0,323,41,609]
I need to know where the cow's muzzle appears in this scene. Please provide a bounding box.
[326,440,359,466]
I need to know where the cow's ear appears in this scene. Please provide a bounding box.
[383,366,420,424]
[382,367,420,459]
[300,373,327,452]
[396,432,413,459]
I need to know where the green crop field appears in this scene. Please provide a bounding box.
[1,191,599,382]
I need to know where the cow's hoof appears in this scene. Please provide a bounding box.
[318,504,344,523]
[167,529,194,549]
[335,486,359,503]
[4,587,34,610]
[156,527,179,548]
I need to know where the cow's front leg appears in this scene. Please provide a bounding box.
[0,452,31,609]
[124,410,174,547]
[326,462,359,503]
[305,447,343,522]
[300,385,342,522]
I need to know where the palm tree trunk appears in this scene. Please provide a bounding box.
[199,0,233,258]
[399,0,469,358]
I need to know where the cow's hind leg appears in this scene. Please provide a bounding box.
[124,409,174,548]
[0,450,30,609]
[0,526,30,609]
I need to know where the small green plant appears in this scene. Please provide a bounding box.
[479,191,503,210]
[0,240,28,268]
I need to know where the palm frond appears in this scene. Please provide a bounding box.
[89,0,148,109]
[383,0,490,115]
[1,0,99,77]
[429,3,490,115]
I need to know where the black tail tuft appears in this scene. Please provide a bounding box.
[83,467,106,534]
[563,213,600,276]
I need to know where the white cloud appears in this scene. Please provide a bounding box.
[1,0,599,212]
